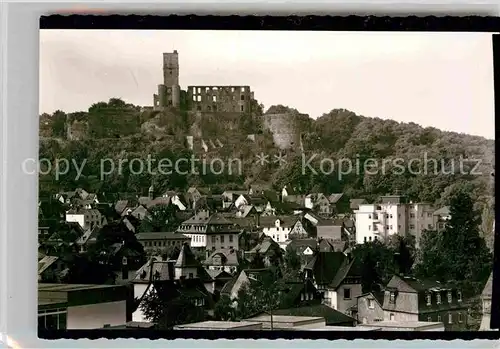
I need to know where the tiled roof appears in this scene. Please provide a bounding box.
[386,275,447,293]
[287,239,317,252]
[204,249,241,266]
[175,244,200,268]
[38,256,59,275]
[133,256,172,283]
[304,251,357,288]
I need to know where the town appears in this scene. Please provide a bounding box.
[37,50,495,334]
[38,184,494,332]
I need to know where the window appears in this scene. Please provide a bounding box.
[436,293,441,304]
[390,225,393,229]
[211,236,216,243]
[427,213,433,217]
[389,292,395,304]
[241,95,245,100]
[301,293,304,301]
[229,246,233,249]
[229,235,233,242]
[458,312,463,323]
[437,314,442,322]
[386,214,389,218]
[189,273,194,279]
[426,294,431,305]
[240,105,244,112]
[385,225,389,230]
[390,214,393,218]
[409,224,415,230]
[284,234,288,239]
[364,237,367,242]
[428,224,433,229]
[390,313,395,321]
[457,291,462,302]
[447,292,452,303]
[368,299,374,309]
[220,235,225,243]
[368,215,371,219]
[448,313,452,324]
[410,213,415,218]
[427,316,432,322]
[344,288,351,299]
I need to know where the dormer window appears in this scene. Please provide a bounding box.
[436,293,441,304]
[389,292,395,304]
[426,293,431,305]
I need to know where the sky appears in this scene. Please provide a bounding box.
[40,30,495,139]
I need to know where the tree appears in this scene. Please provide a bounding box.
[283,247,302,278]
[141,290,206,329]
[415,190,492,289]
[213,295,236,321]
[389,235,416,276]
[138,204,181,233]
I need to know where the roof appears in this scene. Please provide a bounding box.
[287,239,317,253]
[175,243,200,268]
[133,257,172,283]
[175,321,259,329]
[248,236,280,254]
[328,193,344,204]
[259,215,299,228]
[206,269,233,280]
[350,198,367,210]
[135,232,189,241]
[359,321,443,329]
[220,277,238,295]
[205,249,241,266]
[434,206,451,216]
[304,252,360,288]
[482,272,493,297]
[271,305,356,325]
[38,256,59,275]
[386,275,448,293]
[358,291,385,307]
[38,283,122,292]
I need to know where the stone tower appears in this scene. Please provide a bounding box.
[153,50,181,109]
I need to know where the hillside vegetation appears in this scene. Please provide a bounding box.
[39,98,494,210]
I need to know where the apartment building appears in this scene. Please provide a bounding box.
[354,195,435,247]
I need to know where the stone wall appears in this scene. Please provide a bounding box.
[261,113,302,150]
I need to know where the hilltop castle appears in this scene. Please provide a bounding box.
[153,51,256,113]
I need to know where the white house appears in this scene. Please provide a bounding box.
[66,208,104,231]
[259,216,307,247]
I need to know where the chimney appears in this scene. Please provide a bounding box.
[167,260,175,280]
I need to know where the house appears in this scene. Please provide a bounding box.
[115,200,130,215]
[131,245,213,323]
[65,208,105,231]
[433,206,451,232]
[286,238,317,258]
[351,292,385,324]
[479,272,493,330]
[318,239,347,253]
[316,219,343,241]
[245,236,283,268]
[135,232,191,254]
[234,194,269,212]
[305,193,334,217]
[122,205,150,220]
[187,186,212,202]
[203,248,241,275]
[222,190,248,209]
[38,283,130,330]
[176,210,242,251]
[349,198,367,211]
[220,268,279,301]
[382,275,468,331]
[248,183,273,196]
[328,193,351,214]
[258,215,307,248]
[38,256,66,283]
[303,251,363,314]
[38,225,52,242]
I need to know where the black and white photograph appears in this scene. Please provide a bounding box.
[36,27,496,335]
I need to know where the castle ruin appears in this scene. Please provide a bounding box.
[153,51,255,113]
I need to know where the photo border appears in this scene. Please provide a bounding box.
[1,2,499,347]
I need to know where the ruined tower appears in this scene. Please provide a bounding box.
[154,50,180,109]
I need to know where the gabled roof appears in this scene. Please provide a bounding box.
[175,243,199,268]
[358,291,385,307]
[133,256,172,283]
[328,193,344,204]
[482,272,493,298]
[434,206,451,216]
[350,198,367,210]
[38,256,59,275]
[204,249,241,266]
[248,236,280,254]
[304,252,360,288]
[206,269,233,280]
[287,239,317,253]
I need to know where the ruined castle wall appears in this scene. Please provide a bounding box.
[187,86,253,113]
[262,113,301,150]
